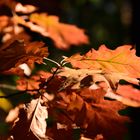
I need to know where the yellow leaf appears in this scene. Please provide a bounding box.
[0,90,13,112]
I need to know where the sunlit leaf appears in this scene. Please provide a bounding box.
[66,44,140,78]
[13,13,89,50]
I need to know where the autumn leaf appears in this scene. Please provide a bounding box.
[26,97,49,139]
[0,40,48,72]
[58,67,140,89]
[9,98,52,140]
[0,40,25,72]
[66,44,140,78]
[0,16,9,32]
[16,76,40,93]
[18,41,48,65]
[57,67,140,107]
[12,12,88,50]
[52,87,129,140]
[16,70,52,93]
[15,3,37,14]
[44,74,129,139]
[117,85,140,101]
[29,13,89,49]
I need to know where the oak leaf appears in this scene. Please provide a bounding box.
[16,70,52,93]
[29,13,89,49]
[57,67,140,107]
[9,98,52,140]
[26,98,49,139]
[0,40,48,72]
[12,13,88,50]
[0,16,9,32]
[66,44,140,78]
[52,87,129,140]
[117,85,140,101]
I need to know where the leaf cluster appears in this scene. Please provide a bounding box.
[0,1,140,140]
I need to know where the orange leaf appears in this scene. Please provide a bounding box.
[117,84,140,102]
[16,70,52,93]
[66,45,140,78]
[30,13,89,50]
[0,16,9,32]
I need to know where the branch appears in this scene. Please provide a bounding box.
[0,89,38,99]
[0,84,17,90]
[0,91,25,98]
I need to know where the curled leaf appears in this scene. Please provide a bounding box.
[27,98,49,139]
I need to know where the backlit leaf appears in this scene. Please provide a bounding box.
[29,13,89,49]
[66,45,140,78]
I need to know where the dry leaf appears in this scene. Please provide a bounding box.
[51,86,129,140]
[26,98,49,139]
[10,98,52,140]
[16,70,52,93]
[0,40,48,72]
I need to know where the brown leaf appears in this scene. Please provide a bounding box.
[0,40,25,72]
[26,98,49,139]
[18,41,48,65]
[16,76,40,93]
[16,70,52,93]
[0,16,9,32]
[0,40,48,72]
[10,98,52,140]
[52,87,129,140]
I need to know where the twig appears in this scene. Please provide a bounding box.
[0,91,25,98]
[0,84,17,90]
[0,58,61,99]
[43,57,61,67]
[0,89,38,98]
